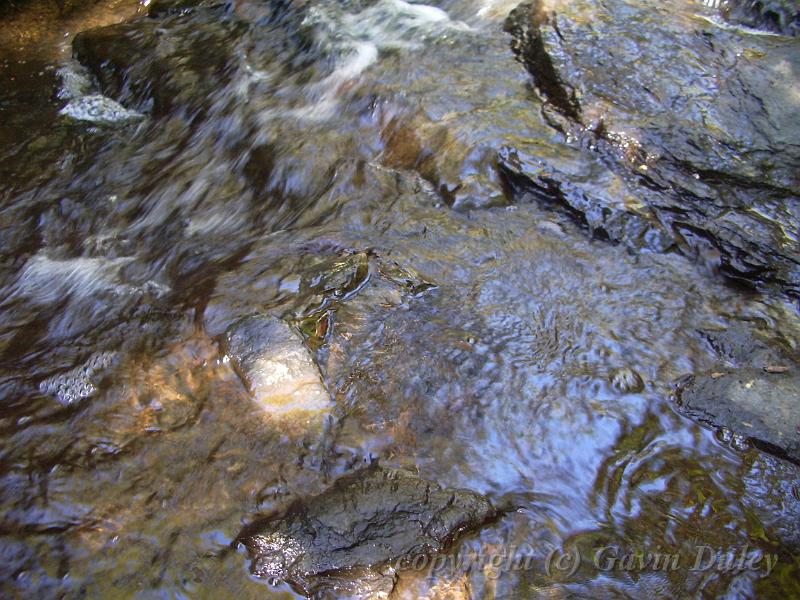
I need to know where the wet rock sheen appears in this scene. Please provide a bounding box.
[222,314,332,416]
[721,0,800,37]
[679,368,800,463]
[504,0,800,298]
[239,465,495,596]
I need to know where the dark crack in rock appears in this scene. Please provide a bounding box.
[238,465,495,597]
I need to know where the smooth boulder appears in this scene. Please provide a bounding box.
[223,314,333,418]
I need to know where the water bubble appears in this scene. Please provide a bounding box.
[609,367,644,394]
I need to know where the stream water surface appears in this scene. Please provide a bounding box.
[1,0,799,597]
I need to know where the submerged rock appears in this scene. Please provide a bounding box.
[147,0,228,17]
[678,368,800,463]
[222,315,333,418]
[504,0,800,298]
[239,465,495,597]
[699,322,795,368]
[72,9,246,115]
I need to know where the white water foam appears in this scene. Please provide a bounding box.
[56,61,94,101]
[695,12,791,36]
[57,60,145,124]
[60,95,145,125]
[272,0,471,121]
[38,351,119,405]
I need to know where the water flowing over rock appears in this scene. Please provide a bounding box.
[222,314,333,419]
[238,465,496,597]
[59,94,145,124]
[609,367,645,394]
[72,6,249,115]
[718,0,800,36]
[504,0,800,299]
[147,0,227,18]
[3,0,800,596]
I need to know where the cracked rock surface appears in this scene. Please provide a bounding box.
[238,465,495,597]
[504,0,800,298]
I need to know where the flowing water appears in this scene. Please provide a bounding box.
[1,0,799,597]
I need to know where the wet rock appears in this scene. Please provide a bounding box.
[297,251,370,307]
[505,0,800,189]
[204,235,436,342]
[72,10,246,115]
[380,112,508,210]
[504,3,580,121]
[699,323,795,367]
[282,250,434,319]
[678,368,800,463]
[497,145,674,252]
[720,0,800,36]
[222,314,333,417]
[239,465,495,597]
[505,0,800,298]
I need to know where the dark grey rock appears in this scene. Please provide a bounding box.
[71,1,325,119]
[678,368,800,463]
[238,465,495,597]
[504,0,800,298]
[721,0,800,36]
[72,11,246,116]
[699,323,796,367]
[497,145,675,253]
